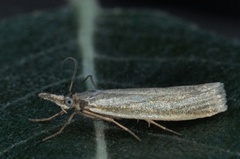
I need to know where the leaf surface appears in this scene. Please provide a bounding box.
[0,6,240,159]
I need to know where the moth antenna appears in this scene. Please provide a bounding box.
[62,57,78,94]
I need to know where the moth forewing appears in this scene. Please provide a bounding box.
[81,82,227,121]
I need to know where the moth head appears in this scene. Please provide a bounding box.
[39,93,74,110]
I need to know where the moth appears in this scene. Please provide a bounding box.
[29,57,228,141]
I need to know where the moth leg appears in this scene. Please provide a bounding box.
[146,120,182,136]
[147,121,151,127]
[82,110,141,141]
[137,119,150,127]
[80,75,96,89]
[42,112,76,141]
[29,110,65,122]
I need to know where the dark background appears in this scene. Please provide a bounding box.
[0,0,239,40]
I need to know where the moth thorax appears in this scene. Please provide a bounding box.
[79,99,88,110]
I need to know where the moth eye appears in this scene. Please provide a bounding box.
[65,97,73,107]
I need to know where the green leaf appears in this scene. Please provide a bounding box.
[1,5,240,159]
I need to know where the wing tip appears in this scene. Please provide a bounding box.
[215,82,228,112]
